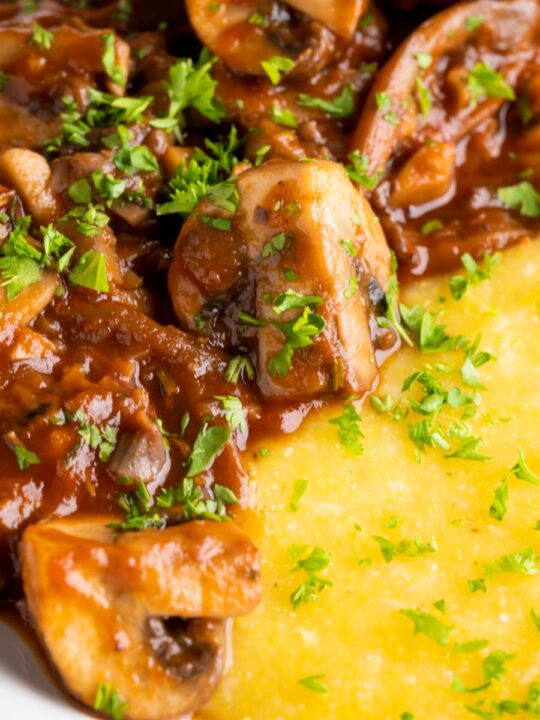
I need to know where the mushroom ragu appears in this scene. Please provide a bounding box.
[0,0,538,719]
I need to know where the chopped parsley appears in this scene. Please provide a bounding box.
[11,443,40,471]
[467,62,515,104]
[156,478,238,521]
[372,535,437,563]
[290,478,309,512]
[421,219,444,236]
[224,355,255,384]
[270,102,297,128]
[262,231,290,258]
[94,682,127,720]
[185,423,231,478]
[465,15,485,31]
[489,450,539,521]
[261,55,295,85]
[150,49,224,140]
[272,289,323,315]
[345,150,380,191]
[267,308,326,377]
[450,252,502,300]
[454,639,490,654]
[298,674,329,694]
[0,256,41,300]
[249,11,267,27]
[101,32,126,86]
[72,411,117,462]
[414,52,432,70]
[207,178,240,213]
[400,607,453,646]
[30,22,54,50]
[289,545,333,609]
[416,77,432,118]
[482,546,538,577]
[378,252,413,346]
[68,178,92,205]
[114,144,159,175]
[158,129,240,218]
[201,215,232,231]
[215,396,247,433]
[468,578,487,593]
[68,251,110,293]
[329,402,364,455]
[497,181,540,218]
[375,91,400,125]
[63,204,110,237]
[297,84,354,118]
[531,608,540,631]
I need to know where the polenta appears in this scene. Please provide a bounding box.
[203,242,540,720]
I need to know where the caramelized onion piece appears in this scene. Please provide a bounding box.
[169,159,391,402]
[22,516,261,720]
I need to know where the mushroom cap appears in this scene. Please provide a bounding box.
[168,159,392,401]
[22,516,261,720]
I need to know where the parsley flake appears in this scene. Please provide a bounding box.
[482,547,538,577]
[400,607,453,646]
[30,22,54,50]
[268,308,326,377]
[215,396,247,433]
[101,32,126,86]
[297,85,354,118]
[298,674,329,694]
[290,478,309,512]
[498,181,540,218]
[94,683,127,720]
[467,62,515,104]
[69,251,109,293]
[289,545,333,609]
[329,403,364,455]
[185,424,231,478]
[261,55,295,85]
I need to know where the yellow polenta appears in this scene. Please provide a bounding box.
[201,241,540,720]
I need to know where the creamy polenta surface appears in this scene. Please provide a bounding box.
[202,241,540,720]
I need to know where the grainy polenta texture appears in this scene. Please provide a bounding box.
[201,241,540,720]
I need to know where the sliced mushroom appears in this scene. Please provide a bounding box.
[169,159,391,402]
[186,0,337,77]
[0,25,129,95]
[0,96,60,150]
[0,149,62,226]
[350,0,540,273]
[108,425,170,488]
[22,516,261,719]
[0,271,58,340]
[285,0,367,40]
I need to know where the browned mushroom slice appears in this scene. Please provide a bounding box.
[286,0,367,40]
[22,516,261,720]
[350,0,540,273]
[0,25,129,95]
[0,96,60,150]
[186,0,336,77]
[0,149,62,226]
[169,159,391,402]
[0,271,58,334]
